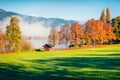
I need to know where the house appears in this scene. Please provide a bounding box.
[43,44,53,51]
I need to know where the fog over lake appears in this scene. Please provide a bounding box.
[29,39,48,48]
[30,39,66,49]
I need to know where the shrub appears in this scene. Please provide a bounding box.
[22,38,33,51]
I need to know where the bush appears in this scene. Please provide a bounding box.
[35,48,44,52]
[22,38,33,51]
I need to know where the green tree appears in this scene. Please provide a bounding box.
[6,16,22,52]
[48,26,59,47]
[112,16,120,43]
[106,8,111,23]
[100,9,106,23]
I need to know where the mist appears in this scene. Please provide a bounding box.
[0,16,50,37]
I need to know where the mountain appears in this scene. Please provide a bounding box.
[0,9,76,37]
[0,9,75,27]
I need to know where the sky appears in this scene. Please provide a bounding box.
[0,0,120,21]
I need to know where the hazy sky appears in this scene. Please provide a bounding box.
[0,0,120,21]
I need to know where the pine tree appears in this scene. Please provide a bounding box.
[106,8,110,23]
[112,16,120,43]
[100,9,106,23]
[48,26,59,47]
[6,16,22,52]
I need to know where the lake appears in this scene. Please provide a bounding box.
[30,39,66,49]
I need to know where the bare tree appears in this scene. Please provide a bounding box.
[48,26,59,47]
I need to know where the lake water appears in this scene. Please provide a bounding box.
[30,39,48,48]
[30,39,66,49]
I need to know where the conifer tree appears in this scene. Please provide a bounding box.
[112,16,120,43]
[106,8,110,23]
[100,9,106,23]
[6,16,22,52]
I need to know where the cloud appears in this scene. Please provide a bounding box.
[0,16,50,37]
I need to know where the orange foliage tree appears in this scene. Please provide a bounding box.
[22,37,33,51]
[59,24,71,48]
[85,19,108,45]
[103,23,116,42]
[0,27,6,52]
[70,22,84,47]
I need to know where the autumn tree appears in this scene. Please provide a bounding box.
[70,22,84,47]
[106,8,111,23]
[0,27,6,52]
[112,16,120,43]
[22,37,33,51]
[103,23,116,43]
[85,19,107,45]
[48,26,59,47]
[59,24,71,48]
[100,9,106,23]
[6,16,22,52]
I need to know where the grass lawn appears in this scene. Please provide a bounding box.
[0,44,120,80]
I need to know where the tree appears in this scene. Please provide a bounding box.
[59,24,71,48]
[0,27,6,52]
[85,19,107,45]
[48,26,59,47]
[6,16,22,52]
[100,9,106,23]
[106,8,111,23]
[22,37,33,51]
[70,22,84,47]
[103,23,116,43]
[112,16,120,43]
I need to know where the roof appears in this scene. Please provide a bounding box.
[43,44,53,48]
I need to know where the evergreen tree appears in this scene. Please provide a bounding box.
[112,16,120,43]
[100,9,106,23]
[6,16,22,52]
[106,8,110,23]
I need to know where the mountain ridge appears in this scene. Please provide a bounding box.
[0,9,76,37]
[0,9,75,27]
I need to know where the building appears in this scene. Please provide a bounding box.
[43,44,53,51]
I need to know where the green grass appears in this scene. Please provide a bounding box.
[0,44,120,80]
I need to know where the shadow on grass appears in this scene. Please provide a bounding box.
[83,49,120,53]
[0,57,120,80]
